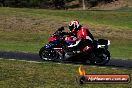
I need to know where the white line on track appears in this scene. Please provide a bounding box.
[0,58,117,69]
[0,58,43,64]
[0,58,79,66]
[99,67,107,69]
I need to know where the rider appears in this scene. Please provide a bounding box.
[67,20,94,52]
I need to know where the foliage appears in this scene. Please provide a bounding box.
[0,0,60,8]
[0,0,116,8]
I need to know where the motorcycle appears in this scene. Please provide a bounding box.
[39,27,111,65]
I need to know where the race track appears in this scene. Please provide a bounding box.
[0,51,132,69]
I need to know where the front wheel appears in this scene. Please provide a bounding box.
[90,49,110,65]
[39,47,59,61]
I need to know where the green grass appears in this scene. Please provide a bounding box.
[0,59,132,88]
[109,39,132,59]
[0,7,132,59]
[0,31,49,53]
[0,7,132,29]
[0,7,132,88]
[117,6,132,11]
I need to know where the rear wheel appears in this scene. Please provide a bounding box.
[39,47,59,61]
[90,49,110,65]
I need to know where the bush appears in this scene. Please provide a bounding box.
[0,0,115,8]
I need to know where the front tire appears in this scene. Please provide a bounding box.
[39,47,59,61]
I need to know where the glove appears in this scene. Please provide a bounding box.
[58,27,64,31]
[68,32,75,36]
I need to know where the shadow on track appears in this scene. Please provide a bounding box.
[0,51,132,69]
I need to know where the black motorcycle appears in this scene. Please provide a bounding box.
[39,28,111,65]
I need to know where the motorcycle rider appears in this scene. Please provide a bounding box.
[67,20,94,52]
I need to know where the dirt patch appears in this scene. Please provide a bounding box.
[83,23,132,40]
[93,0,132,10]
[0,14,66,33]
[0,14,131,40]
[92,28,132,40]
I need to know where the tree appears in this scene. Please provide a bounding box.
[53,0,65,9]
[88,0,98,7]
[0,0,5,6]
[82,0,86,10]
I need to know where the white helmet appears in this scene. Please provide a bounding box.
[69,20,80,32]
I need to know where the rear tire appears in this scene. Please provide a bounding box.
[90,49,110,65]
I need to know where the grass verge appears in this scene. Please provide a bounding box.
[0,59,132,88]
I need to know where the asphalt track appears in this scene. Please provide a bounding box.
[0,51,132,69]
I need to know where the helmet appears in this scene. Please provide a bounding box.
[69,20,80,32]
